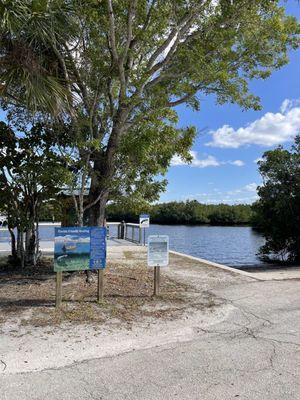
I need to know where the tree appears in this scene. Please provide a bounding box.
[254,136,300,263]
[0,0,74,113]
[0,121,70,266]
[28,112,195,227]
[1,1,299,227]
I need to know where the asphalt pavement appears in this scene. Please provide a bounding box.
[1,275,299,400]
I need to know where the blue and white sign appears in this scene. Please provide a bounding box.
[147,235,169,267]
[90,227,107,269]
[139,214,150,228]
[54,227,106,272]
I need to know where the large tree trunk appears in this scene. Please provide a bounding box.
[8,226,17,262]
[86,117,127,279]
[87,108,128,226]
[24,200,40,267]
[17,229,25,269]
[34,219,40,266]
[88,190,109,227]
[88,149,112,227]
[25,225,35,265]
[17,228,23,260]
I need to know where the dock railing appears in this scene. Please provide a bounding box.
[124,223,142,244]
[107,221,143,245]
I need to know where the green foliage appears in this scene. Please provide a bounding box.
[0,0,76,113]
[253,136,300,263]
[112,110,196,204]
[107,200,254,226]
[0,120,70,229]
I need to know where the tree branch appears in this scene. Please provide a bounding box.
[63,43,90,113]
[106,0,127,99]
[143,0,157,32]
[84,189,105,212]
[147,13,196,77]
[107,0,119,63]
[121,0,137,66]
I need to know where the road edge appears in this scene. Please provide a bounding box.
[169,250,263,280]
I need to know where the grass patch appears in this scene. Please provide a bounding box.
[0,255,218,329]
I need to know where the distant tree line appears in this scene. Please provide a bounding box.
[106,201,254,226]
[39,198,254,226]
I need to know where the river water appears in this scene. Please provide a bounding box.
[144,225,265,268]
[0,224,265,268]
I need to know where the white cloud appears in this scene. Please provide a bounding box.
[180,182,259,205]
[171,151,220,168]
[215,183,258,204]
[280,99,300,114]
[244,183,258,192]
[228,183,258,195]
[171,151,244,168]
[206,99,300,148]
[229,160,244,166]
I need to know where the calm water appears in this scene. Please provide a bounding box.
[0,224,265,267]
[144,225,265,267]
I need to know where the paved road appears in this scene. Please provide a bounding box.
[1,277,299,400]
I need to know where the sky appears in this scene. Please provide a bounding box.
[161,1,300,205]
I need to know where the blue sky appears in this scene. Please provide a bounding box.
[161,1,300,205]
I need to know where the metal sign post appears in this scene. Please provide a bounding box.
[54,227,107,308]
[147,235,169,296]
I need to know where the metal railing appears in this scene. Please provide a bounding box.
[107,221,143,245]
[124,223,142,244]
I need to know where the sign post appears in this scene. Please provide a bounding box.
[147,235,169,296]
[153,266,160,296]
[139,214,150,246]
[54,227,107,308]
[97,270,104,302]
[55,271,62,308]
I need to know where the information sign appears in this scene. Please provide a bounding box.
[139,214,150,228]
[54,227,106,272]
[147,235,169,267]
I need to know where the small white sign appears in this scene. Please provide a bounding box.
[147,235,169,267]
[139,214,150,228]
